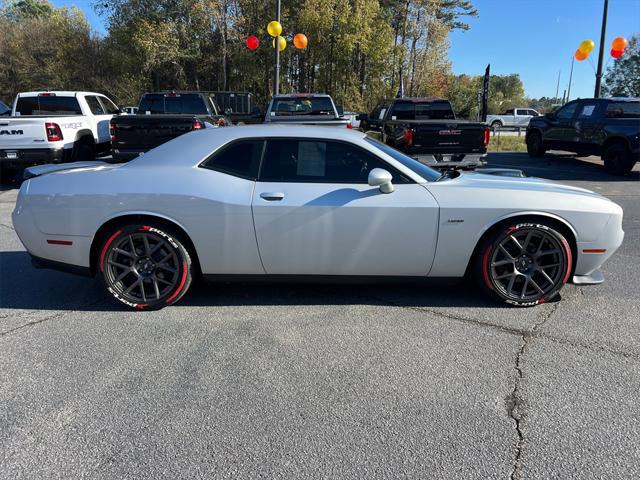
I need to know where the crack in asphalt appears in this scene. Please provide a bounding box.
[508,301,561,480]
[0,222,15,230]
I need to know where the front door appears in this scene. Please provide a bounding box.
[251,138,439,276]
[544,101,579,150]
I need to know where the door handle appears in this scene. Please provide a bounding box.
[260,192,285,201]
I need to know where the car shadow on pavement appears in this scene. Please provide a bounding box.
[1,251,504,311]
[486,152,640,182]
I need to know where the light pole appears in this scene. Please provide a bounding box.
[567,56,574,103]
[273,0,281,96]
[594,0,609,98]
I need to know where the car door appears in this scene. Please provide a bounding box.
[573,100,600,154]
[251,138,439,276]
[543,101,579,150]
[515,109,531,127]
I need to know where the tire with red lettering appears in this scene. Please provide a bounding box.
[474,222,572,307]
[99,224,193,310]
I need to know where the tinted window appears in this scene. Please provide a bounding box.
[556,102,578,120]
[271,97,335,116]
[578,103,597,118]
[516,109,528,116]
[606,102,640,118]
[200,140,263,179]
[391,101,455,120]
[99,96,120,115]
[139,94,208,114]
[364,137,442,182]
[15,96,82,115]
[260,139,408,184]
[85,96,106,115]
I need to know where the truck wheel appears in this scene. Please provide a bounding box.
[99,224,193,310]
[474,222,572,307]
[603,143,635,175]
[526,132,545,158]
[491,121,502,130]
[71,139,95,163]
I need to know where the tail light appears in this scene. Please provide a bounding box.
[45,123,63,142]
[110,123,117,142]
[483,127,490,146]
[192,121,204,130]
[346,122,353,129]
[216,118,226,127]
[403,128,414,147]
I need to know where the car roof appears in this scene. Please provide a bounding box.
[394,97,449,103]
[17,91,107,97]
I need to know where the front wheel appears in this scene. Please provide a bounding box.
[526,132,545,158]
[474,223,572,307]
[99,224,193,310]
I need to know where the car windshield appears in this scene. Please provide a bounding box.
[272,96,335,116]
[364,137,442,182]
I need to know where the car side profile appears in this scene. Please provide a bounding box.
[13,126,624,310]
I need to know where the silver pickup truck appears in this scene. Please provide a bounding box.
[486,107,541,129]
[264,93,351,128]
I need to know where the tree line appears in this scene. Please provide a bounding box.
[2,0,636,116]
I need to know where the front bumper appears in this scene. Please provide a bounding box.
[0,148,64,168]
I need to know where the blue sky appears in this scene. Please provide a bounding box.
[53,0,640,100]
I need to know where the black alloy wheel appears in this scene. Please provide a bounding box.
[476,223,572,306]
[603,143,635,175]
[526,132,545,157]
[100,224,193,309]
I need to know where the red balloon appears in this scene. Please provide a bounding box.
[246,35,259,51]
[611,48,624,59]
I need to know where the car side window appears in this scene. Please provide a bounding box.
[556,102,578,120]
[516,109,527,116]
[578,103,597,118]
[98,96,121,115]
[200,140,264,179]
[260,139,409,184]
[85,96,106,115]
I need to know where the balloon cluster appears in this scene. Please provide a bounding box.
[575,40,595,61]
[244,21,308,52]
[610,37,627,59]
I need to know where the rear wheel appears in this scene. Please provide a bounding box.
[99,224,193,310]
[71,139,95,162]
[603,142,635,175]
[491,121,503,130]
[526,131,545,158]
[474,222,572,307]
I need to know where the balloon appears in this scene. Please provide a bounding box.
[293,33,308,49]
[612,37,627,51]
[245,35,259,50]
[574,49,588,61]
[272,36,286,51]
[267,21,282,37]
[611,48,624,59]
[578,39,595,54]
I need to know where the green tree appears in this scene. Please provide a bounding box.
[603,34,640,97]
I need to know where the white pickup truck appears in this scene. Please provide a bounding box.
[0,91,120,171]
[486,107,541,129]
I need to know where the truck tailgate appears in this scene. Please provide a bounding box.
[412,121,487,153]
[0,118,48,148]
[111,115,196,150]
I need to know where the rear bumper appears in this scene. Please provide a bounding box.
[0,148,64,168]
[412,153,487,169]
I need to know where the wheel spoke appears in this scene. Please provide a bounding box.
[113,248,134,258]
[499,245,515,260]
[156,277,173,286]
[509,235,524,253]
[520,277,529,298]
[114,269,131,283]
[492,259,513,267]
[124,278,142,295]
[507,274,517,294]
[530,277,544,294]
[539,248,560,257]
[522,231,533,251]
[142,235,151,255]
[109,260,130,269]
[539,262,561,269]
[157,264,177,273]
[495,271,514,280]
[152,278,161,299]
[538,269,554,285]
[128,235,136,256]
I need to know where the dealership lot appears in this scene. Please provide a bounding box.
[1,153,638,479]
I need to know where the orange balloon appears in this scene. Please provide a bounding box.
[612,37,627,51]
[574,49,588,61]
[293,33,308,49]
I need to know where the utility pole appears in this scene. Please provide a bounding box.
[273,0,281,96]
[567,56,575,102]
[594,0,608,98]
[555,70,561,103]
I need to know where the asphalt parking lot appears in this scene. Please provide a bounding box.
[1,152,638,479]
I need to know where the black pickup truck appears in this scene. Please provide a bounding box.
[526,97,640,174]
[211,91,263,125]
[110,92,231,161]
[361,98,490,169]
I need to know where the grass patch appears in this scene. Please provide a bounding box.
[488,135,527,152]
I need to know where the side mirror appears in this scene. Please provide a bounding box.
[368,168,394,194]
[336,104,344,116]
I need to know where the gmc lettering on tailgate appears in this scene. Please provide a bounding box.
[0,129,24,135]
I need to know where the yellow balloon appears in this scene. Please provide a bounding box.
[272,36,286,51]
[579,39,595,54]
[267,21,282,37]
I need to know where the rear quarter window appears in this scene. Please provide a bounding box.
[15,96,82,115]
[606,102,640,118]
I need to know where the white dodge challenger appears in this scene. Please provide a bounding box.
[12,125,624,309]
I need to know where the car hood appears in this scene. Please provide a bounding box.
[451,171,602,198]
